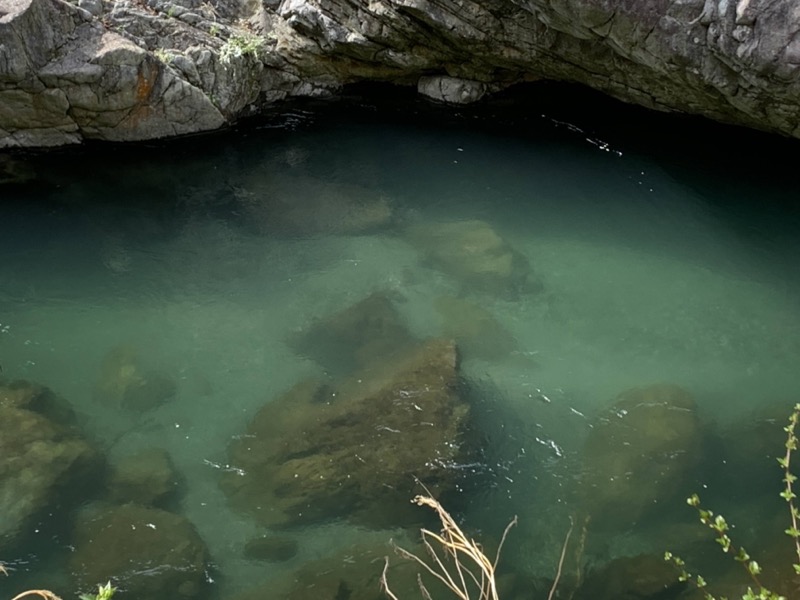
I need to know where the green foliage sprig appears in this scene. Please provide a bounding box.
[219,32,265,65]
[664,403,800,600]
[777,405,800,574]
[79,581,116,600]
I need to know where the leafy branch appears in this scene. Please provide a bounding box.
[664,403,800,600]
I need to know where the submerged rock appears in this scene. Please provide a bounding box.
[235,174,394,237]
[0,155,35,185]
[578,384,702,530]
[574,554,686,600]
[69,503,210,600]
[243,534,298,562]
[407,219,539,298]
[287,291,418,376]
[433,295,519,361]
[233,537,440,600]
[221,338,471,528]
[0,378,77,423]
[0,401,103,554]
[93,345,177,412]
[106,448,181,507]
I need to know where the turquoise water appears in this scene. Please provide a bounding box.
[2,87,800,599]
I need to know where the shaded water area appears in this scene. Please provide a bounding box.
[2,84,800,600]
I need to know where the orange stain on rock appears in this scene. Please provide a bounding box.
[127,58,159,127]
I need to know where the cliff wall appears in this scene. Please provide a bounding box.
[1,0,799,146]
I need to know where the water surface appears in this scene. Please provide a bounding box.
[2,86,800,599]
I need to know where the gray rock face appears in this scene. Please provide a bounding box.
[418,76,487,104]
[278,0,800,136]
[2,0,800,145]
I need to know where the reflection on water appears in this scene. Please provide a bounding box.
[1,91,800,600]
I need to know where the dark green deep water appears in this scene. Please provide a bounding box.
[2,84,800,599]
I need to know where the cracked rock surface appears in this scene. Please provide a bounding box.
[1,0,800,146]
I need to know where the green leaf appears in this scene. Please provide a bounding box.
[735,547,750,562]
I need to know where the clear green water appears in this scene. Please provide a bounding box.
[2,88,800,598]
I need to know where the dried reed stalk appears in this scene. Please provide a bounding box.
[2,562,63,600]
[381,495,517,600]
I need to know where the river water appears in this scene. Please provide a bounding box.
[2,85,800,599]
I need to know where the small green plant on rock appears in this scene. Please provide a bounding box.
[219,32,265,65]
[153,48,175,64]
[79,582,117,600]
[665,403,800,600]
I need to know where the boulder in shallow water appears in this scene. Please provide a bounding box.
[69,503,210,600]
[236,174,394,236]
[233,537,441,600]
[243,534,298,562]
[0,378,77,424]
[93,345,177,412]
[433,295,519,361]
[287,291,418,376]
[221,338,471,528]
[574,554,686,600]
[106,448,181,508]
[578,384,702,530]
[406,219,539,297]
[0,403,102,554]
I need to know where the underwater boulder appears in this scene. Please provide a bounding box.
[0,378,77,424]
[233,536,439,600]
[287,291,418,376]
[578,384,702,530]
[574,554,686,600]
[433,295,519,361]
[235,174,394,236]
[713,401,796,500]
[106,448,181,508]
[69,503,210,600]
[0,155,35,185]
[242,534,298,562]
[406,219,540,298]
[0,403,103,554]
[93,345,177,412]
[221,338,471,529]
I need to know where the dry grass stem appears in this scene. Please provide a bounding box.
[10,592,63,600]
[381,495,517,600]
[547,517,574,600]
[3,561,63,600]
